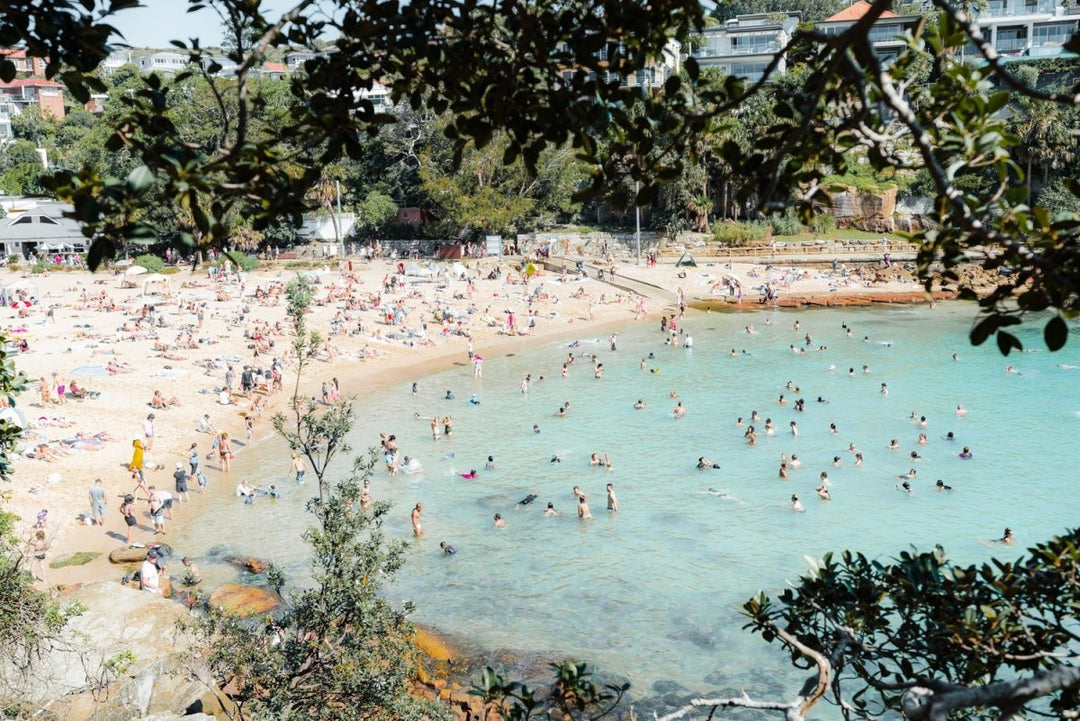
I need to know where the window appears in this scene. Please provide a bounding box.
[1033,22,1076,46]
[12,217,32,225]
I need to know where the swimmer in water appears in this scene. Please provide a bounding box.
[898,468,917,479]
[880,383,889,396]
[959,446,973,459]
[493,513,507,528]
[791,494,805,512]
[533,424,540,433]
[698,457,720,469]
[444,390,455,400]
[669,390,679,398]
[672,402,686,417]
[888,439,900,450]
[517,493,539,507]
[572,485,586,500]
[790,454,802,468]
[577,496,592,519]
[789,421,799,437]
[606,483,618,512]
[1005,365,1018,374]
[944,431,956,441]
[460,469,478,479]
[550,454,563,463]
[634,399,646,409]
[910,451,922,460]
[544,502,560,517]
[816,485,831,501]
[829,423,838,435]
[854,452,863,467]
[485,456,495,471]
[779,462,789,479]
[936,479,952,491]
[917,433,928,446]
[469,394,480,405]
[555,406,566,417]
[439,541,456,555]
[956,404,968,415]
[833,456,842,468]
[898,481,913,494]
[998,527,1014,544]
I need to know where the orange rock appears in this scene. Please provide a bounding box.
[414,627,455,662]
[208,584,282,616]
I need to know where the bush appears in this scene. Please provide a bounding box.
[29,260,48,275]
[214,252,260,272]
[808,213,837,235]
[770,209,803,236]
[6,257,19,271]
[711,220,771,246]
[133,253,165,273]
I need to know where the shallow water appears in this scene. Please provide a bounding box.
[174,303,1080,706]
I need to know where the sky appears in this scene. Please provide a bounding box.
[106,0,301,49]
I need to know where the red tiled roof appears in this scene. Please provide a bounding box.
[0,78,63,88]
[0,49,29,58]
[263,62,285,72]
[825,1,897,22]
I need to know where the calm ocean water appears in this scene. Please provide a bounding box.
[174,302,1080,706]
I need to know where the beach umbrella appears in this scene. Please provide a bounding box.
[125,265,148,276]
[115,258,134,267]
[524,263,537,277]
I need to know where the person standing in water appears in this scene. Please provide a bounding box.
[291,452,307,484]
[411,503,423,536]
[606,483,619,512]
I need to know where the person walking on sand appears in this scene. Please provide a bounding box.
[411,503,424,536]
[120,494,137,546]
[218,432,233,472]
[27,530,49,582]
[143,413,156,451]
[88,478,107,526]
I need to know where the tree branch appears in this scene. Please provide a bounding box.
[901,664,1080,721]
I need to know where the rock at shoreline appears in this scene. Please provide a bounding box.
[415,628,455,662]
[208,583,282,616]
[226,555,270,574]
[109,544,174,564]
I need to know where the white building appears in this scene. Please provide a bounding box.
[972,0,1080,57]
[136,52,190,74]
[693,12,801,83]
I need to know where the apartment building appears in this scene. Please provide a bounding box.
[973,0,1080,57]
[692,12,801,83]
[136,51,190,74]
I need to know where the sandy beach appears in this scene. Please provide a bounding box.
[3,253,929,588]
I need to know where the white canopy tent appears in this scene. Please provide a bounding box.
[142,274,172,295]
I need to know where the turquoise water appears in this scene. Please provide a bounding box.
[175,303,1080,704]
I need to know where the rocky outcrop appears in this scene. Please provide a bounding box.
[829,185,898,233]
[208,584,282,616]
[3,581,208,720]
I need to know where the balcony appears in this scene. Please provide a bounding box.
[980,0,1056,19]
[996,37,1029,51]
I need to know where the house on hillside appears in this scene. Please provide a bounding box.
[0,79,65,119]
[816,1,922,66]
[0,49,48,77]
[136,52,190,74]
[971,0,1079,58]
[0,203,88,259]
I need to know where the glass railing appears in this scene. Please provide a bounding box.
[980,0,1056,18]
[995,37,1029,50]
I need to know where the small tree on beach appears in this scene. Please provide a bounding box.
[186,452,442,721]
[272,275,348,505]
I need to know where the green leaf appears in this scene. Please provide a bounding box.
[996,330,1022,355]
[1044,315,1068,352]
[127,165,154,193]
[86,238,114,272]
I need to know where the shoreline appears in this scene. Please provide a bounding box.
[7,256,942,590]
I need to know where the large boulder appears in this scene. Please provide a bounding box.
[208,583,282,617]
[109,544,173,564]
[2,581,207,720]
